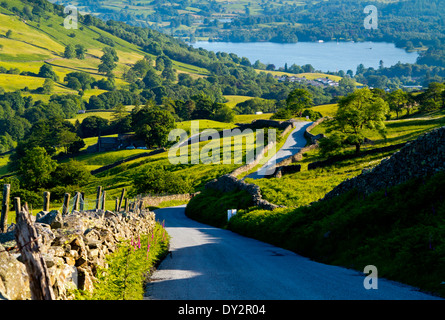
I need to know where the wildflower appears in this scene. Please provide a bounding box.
[146,243,151,260]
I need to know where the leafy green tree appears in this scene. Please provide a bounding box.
[132,58,152,77]
[131,106,176,148]
[18,146,57,190]
[421,82,445,109]
[38,64,59,81]
[212,104,235,123]
[111,103,128,123]
[78,116,109,138]
[318,131,346,157]
[329,88,389,154]
[64,72,94,90]
[64,44,75,59]
[42,78,53,94]
[161,66,176,82]
[387,89,408,119]
[142,67,162,88]
[0,133,15,153]
[286,88,313,115]
[57,128,79,154]
[174,100,195,121]
[98,52,117,77]
[191,93,215,119]
[51,160,91,187]
[155,55,165,71]
[75,44,86,59]
[133,165,193,195]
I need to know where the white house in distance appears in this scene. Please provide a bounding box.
[274,75,339,87]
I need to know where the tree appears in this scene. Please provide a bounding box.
[18,146,57,190]
[212,104,235,123]
[111,103,128,123]
[161,66,176,82]
[78,116,109,138]
[98,52,117,77]
[329,88,389,154]
[131,106,176,148]
[133,165,193,195]
[286,88,313,115]
[64,44,75,59]
[38,64,59,81]
[57,128,79,154]
[51,160,91,187]
[132,58,152,77]
[387,89,408,119]
[75,44,86,59]
[155,56,165,71]
[42,78,53,94]
[191,93,216,119]
[338,77,356,95]
[142,67,162,88]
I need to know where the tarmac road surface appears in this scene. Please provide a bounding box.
[144,206,441,300]
[245,121,312,179]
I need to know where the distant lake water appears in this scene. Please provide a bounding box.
[191,41,419,73]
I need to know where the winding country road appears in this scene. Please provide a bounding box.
[144,206,441,300]
[245,121,313,179]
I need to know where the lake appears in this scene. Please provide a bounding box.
[191,41,419,73]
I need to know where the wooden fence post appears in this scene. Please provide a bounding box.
[115,197,119,212]
[15,203,55,300]
[72,192,80,213]
[80,192,85,211]
[62,193,70,216]
[100,191,106,211]
[1,184,10,233]
[14,197,21,223]
[124,198,129,212]
[118,188,126,211]
[43,191,50,212]
[95,186,102,210]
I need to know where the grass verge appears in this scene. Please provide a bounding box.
[186,171,445,298]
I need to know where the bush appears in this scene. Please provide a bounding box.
[301,109,323,121]
[133,165,194,195]
[185,187,254,228]
[51,160,92,188]
[271,108,292,120]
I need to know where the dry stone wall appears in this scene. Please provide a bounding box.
[323,126,445,201]
[141,193,196,207]
[0,208,156,300]
[205,174,283,211]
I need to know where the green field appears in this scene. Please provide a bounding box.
[0,5,212,103]
[224,95,253,108]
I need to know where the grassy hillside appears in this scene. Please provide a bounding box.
[0,3,210,102]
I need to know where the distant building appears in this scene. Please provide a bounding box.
[274,74,338,87]
[87,133,146,153]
